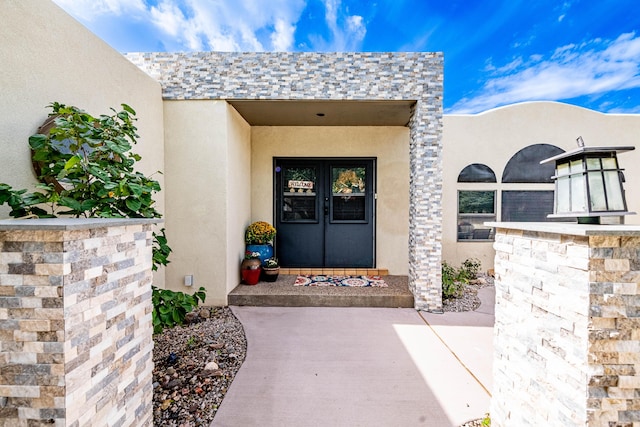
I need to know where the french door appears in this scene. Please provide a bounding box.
[275,158,376,268]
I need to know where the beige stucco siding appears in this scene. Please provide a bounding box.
[443,101,640,269]
[0,1,164,211]
[163,100,251,304]
[0,0,165,282]
[251,126,410,275]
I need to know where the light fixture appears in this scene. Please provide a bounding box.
[540,137,635,224]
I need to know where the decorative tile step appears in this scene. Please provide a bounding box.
[279,268,389,276]
[228,274,412,308]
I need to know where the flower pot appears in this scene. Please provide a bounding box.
[245,244,273,264]
[261,267,280,282]
[241,268,261,285]
[241,258,262,285]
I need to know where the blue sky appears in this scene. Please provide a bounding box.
[53,0,640,114]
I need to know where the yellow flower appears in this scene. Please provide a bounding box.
[245,221,276,244]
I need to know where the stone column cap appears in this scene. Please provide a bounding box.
[485,221,640,237]
[0,218,161,231]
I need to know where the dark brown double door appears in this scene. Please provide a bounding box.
[275,158,375,268]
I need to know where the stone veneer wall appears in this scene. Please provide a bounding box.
[489,222,640,426]
[0,219,157,427]
[126,51,444,311]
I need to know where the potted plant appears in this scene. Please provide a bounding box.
[261,257,280,282]
[241,251,262,285]
[245,221,276,263]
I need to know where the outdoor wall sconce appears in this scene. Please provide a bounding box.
[540,137,635,224]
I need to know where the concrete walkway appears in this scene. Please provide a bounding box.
[213,289,494,427]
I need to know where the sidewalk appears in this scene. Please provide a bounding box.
[213,289,494,427]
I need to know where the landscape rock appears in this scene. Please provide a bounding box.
[203,361,219,371]
[152,307,246,426]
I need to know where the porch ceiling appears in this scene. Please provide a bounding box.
[227,100,415,126]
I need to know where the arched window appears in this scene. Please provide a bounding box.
[501,144,565,222]
[457,163,496,241]
[502,144,564,183]
[457,163,497,183]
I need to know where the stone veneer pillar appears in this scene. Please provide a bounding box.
[0,218,158,427]
[487,222,640,426]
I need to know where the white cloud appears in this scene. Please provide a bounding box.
[318,0,367,51]
[450,32,640,114]
[56,0,307,52]
[271,19,297,52]
[52,0,146,21]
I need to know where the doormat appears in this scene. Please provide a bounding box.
[294,275,388,287]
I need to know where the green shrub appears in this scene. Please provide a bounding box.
[442,261,466,299]
[441,258,482,299]
[151,286,206,334]
[460,258,481,281]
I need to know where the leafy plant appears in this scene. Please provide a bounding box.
[0,102,170,270]
[442,261,466,299]
[461,258,481,280]
[442,258,481,299]
[263,257,279,268]
[152,228,172,271]
[481,413,491,426]
[151,286,206,334]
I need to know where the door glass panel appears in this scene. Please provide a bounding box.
[282,167,317,222]
[332,167,366,221]
[332,167,366,194]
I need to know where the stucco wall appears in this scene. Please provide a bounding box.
[251,126,410,275]
[0,0,165,283]
[442,102,640,270]
[163,100,251,304]
[226,104,253,295]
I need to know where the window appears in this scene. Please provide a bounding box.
[501,191,555,222]
[331,167,366,221]
[282,166,317,222]
[457,163,497,183]
[457,191,496,241]
[502,144,564,183]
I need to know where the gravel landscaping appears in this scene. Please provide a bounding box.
[152,307,247,426]
[152,276,494,426]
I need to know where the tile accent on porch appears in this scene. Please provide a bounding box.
[278,268,389,276]
[228,275,413,308]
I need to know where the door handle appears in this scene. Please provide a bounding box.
[324,206,329,215]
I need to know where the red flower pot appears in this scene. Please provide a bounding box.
[242,268,261,285]
[241,258,262,285]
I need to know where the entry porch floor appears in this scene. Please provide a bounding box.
[228,273,413,308]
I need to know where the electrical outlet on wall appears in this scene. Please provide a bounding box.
[184,275,194,286]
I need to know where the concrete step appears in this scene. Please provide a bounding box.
[228,275,414,308]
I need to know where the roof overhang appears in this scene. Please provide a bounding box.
[227,100,415,126]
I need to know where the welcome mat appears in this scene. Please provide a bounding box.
[294,275,388,287]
